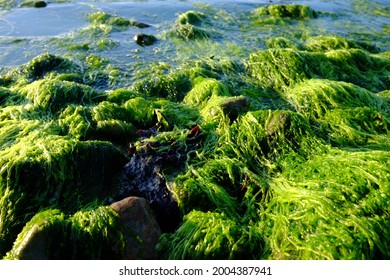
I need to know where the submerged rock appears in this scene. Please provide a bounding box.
[110,197,161,259]
[132,21,151,28]
[20,1,47,8]
[133,33,157,46]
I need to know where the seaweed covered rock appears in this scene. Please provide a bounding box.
[182,78,250,123]
[0,134,127,256]
[254,4,318,20]
[87,11,150,30]
[172,159,242,217]
[4,209,68,260]
[285,79,389,119]
[131,70,191,102]
[169,10,215,40]
[20,53,78,81]
[183,78,230,107]
[246,48,309,92]
[17,78,104,113]
[20,1,47,8]
[224,110,324,172]
[5,207,129,260]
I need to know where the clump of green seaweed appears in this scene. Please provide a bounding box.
[5,206,128,259]
[168,10,217,40]
[1,2,390,260]
[254,4,318,20]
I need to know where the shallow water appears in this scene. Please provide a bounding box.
[0,0,389,70]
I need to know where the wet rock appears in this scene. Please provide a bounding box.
[220,96,250,122]
[132,21,151,28]
[114,124,203,233]
[110,197,161,259]
[134,33,157,46]
[120,149,182,233]
[9,225,49,260]
[266,111,291,137]
[21,1,47,8]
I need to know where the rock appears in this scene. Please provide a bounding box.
[133,33,157,46]
[132,21,151,28]
[220,96,250,122]
[120,150,182,233]
[21,1,47,8]
[10,225,49,260]
[110,197,162,259]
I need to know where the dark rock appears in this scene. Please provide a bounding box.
[221,96,250,122]
[132,21,151,28]
[133,33,157,46]
[120,150,182,233]
[113,124,203,233]
[21,1,47,8]
[110,197,161,259]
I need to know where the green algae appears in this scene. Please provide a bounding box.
[131,67,192,102]
[0,130,127,255]
[16,78,105,114]
[69,206,127,259]
[304,36,380,53]
[254,4,318,20]
[4,209,68,260]
[285,79,390,146]
[261,148,390,259]
[246,48,390,93]
[169,10,216,40]
[5,206,127,259]
[157,210,266,259]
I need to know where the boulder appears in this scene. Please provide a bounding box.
[110,197,162,259]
